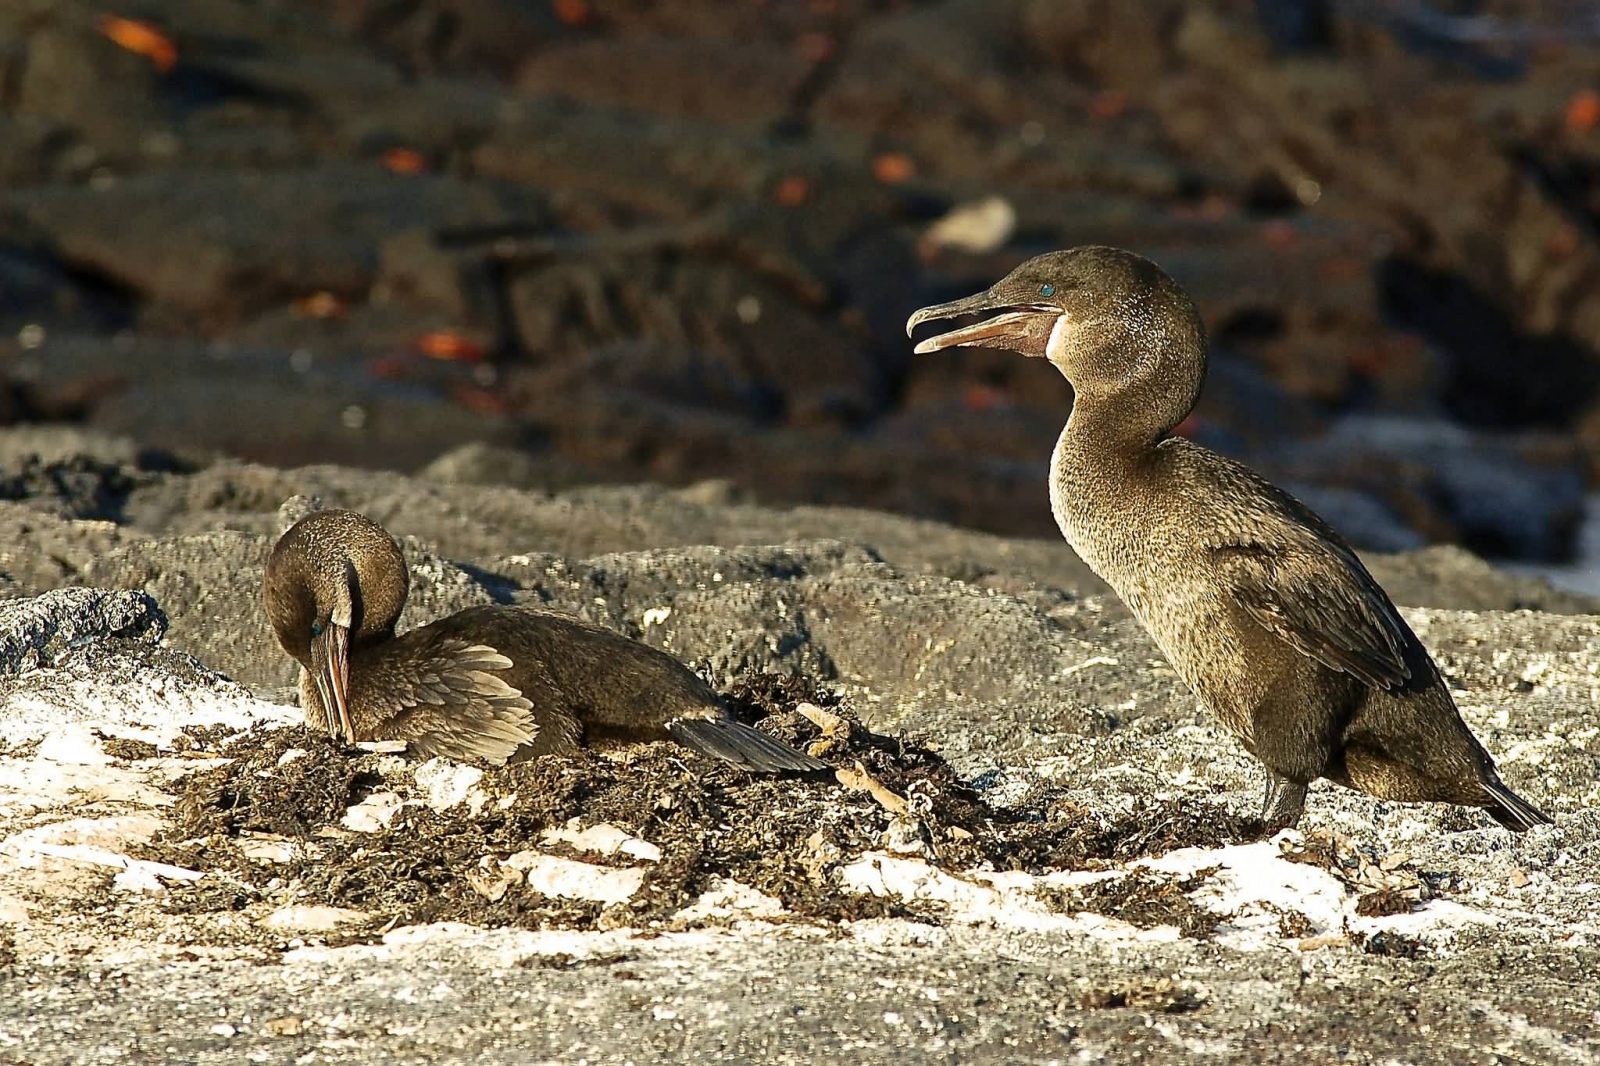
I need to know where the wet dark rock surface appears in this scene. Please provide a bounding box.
[3,0,1600,560]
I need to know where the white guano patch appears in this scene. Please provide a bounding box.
[840,851,1167,940]
[1,675,295,749]
[675,879,785,922]
[838,837,1500,952]
[0,676,296,908]
[341,791,405,832]
[1140,839,1497,950]
[260,905,371,932]
[414,759,487,813]
[540,820,662,862]
[503,852,645,905]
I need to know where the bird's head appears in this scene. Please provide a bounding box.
[262,507,409,743]
[905,246,1206,423]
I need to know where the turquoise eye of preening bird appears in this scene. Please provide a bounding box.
[311,620,323,637]
[1039,283,1055,297]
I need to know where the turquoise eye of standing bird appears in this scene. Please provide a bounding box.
[1039,283,1055,297]
[311,620,323,637]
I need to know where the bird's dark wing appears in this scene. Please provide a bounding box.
[353,635,556,764]
[1214,533,1435,694]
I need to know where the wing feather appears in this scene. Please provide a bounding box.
[352,636,549,764]
[1196,449,1436,695]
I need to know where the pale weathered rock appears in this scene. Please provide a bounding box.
[0,449,1595,1064]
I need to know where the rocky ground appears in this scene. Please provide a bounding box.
[1,431,1598,1063]
[4,3,1600,1060]
[4,0,1600,561]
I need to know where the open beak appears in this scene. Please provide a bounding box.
[905,291,1060,357]
[310,621,355,745]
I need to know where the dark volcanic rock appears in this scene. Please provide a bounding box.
[0,501,142,596]
[0,454,145,522]
[504,253,881,427]
[0,244,127,334]
[11,20,172,158]
[2,0,1598,579]
[1024,0,1600,434]
[1272,417,1589,562]
[5,168,544,321]
[8,334,517,472]
[516,38,813,128]
[0,115,70,185]
[320,0,568,77]
[419,441,598,491]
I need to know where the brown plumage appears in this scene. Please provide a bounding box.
[261,507,825,772]
[907,246,1552,833]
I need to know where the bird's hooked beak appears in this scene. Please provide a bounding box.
[905,289,1061,358]
[311,621,354,745]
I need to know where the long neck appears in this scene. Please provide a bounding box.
[1051,305,1205,448]
[1051,399,1147,524]
[1048,372,1198,564]
[1057,390,1157,463]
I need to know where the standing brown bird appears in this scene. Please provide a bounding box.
[262,507,824,772]
[907,246,1551,832]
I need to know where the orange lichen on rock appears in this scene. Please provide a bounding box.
[98,15,178,73]
[552,0,590,27]
[380,148,429,175]
[1565,89,1600,132]
[871,152,916,185]
[416,331,488,362]
[773,175,812,206]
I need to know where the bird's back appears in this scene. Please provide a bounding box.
[391,604,726,742]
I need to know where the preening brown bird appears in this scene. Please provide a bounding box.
[262,507,825,772]
[907,246,1551,833]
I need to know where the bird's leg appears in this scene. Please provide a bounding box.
[1259,771,1307,836]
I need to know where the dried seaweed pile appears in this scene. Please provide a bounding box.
[141,674,1256,934]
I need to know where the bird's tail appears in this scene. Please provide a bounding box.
[667,717,827,774]
[1483,778,1554,832]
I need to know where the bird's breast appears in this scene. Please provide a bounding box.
[1047,441,1277,736]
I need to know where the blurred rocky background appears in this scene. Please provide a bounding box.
[2,0,1599,585]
